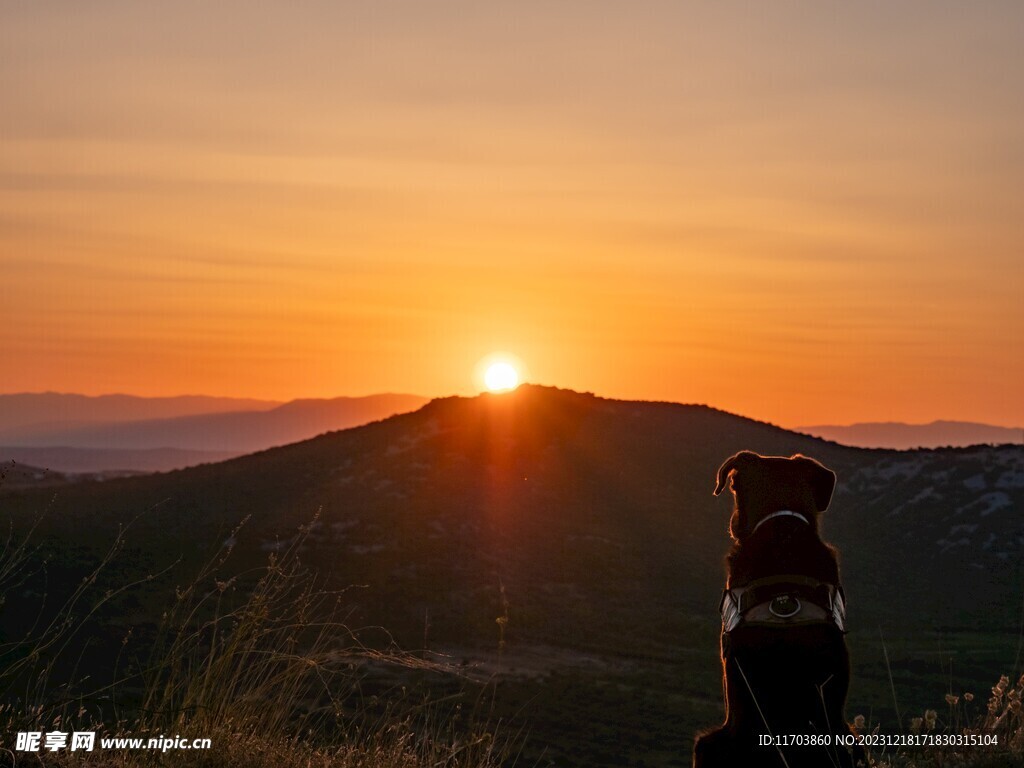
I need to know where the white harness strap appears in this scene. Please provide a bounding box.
[720,582,846,633]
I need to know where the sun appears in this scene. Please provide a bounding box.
[484,361,519,392]
[475,351,526,392]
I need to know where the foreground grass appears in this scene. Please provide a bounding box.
[0,511,512,768]
[850,671,1024,767]
[4,490,1023,767]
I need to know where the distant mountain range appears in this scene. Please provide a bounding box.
[0,392,280,433]
[0,446,236,474]
[0,393,429,472]
[798,420,1024,449]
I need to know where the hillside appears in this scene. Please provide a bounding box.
[4,385,1021,638]
[3,385,1022,766]
[798,420,1024,449]
[0,460,73,489]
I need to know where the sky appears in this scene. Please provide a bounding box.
[2,1,1022,427]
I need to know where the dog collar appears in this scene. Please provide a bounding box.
[750,509,809,536]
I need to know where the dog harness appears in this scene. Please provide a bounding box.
[719,510,847,633]
[720,575,847,633]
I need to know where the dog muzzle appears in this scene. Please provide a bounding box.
[720,575,846,633]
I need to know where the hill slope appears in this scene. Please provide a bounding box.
[798,420,1024,449]
[0,445,236,473]
[4,386,1022,767]
[5,386,1021,642]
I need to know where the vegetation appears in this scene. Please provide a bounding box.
[0,511,512,768]
[2,387,1023,766]
[853,674,1024,767]
[6,511,1024,768]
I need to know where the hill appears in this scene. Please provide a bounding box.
[3,385,1022,766]
[0,459,73,489]
[7,386,1019,629]
[798,419,1024,449]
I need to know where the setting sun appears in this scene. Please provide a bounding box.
[484,362,519,392]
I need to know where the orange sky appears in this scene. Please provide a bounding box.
[2,2,1022,427]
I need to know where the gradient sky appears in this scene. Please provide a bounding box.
[2,1,1022,427]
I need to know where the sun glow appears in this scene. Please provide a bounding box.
[484,361,519,392]
[476,352,526,393]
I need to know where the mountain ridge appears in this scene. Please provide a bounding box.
[0,392,282,433]
[5,384,1020,638]
[0,393,430,471]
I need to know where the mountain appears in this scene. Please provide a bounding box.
[798,420,1024,449]
[0,446,236,474]
[5,384,1021,641]
[0,392,280,434]
[0,393,429,472]
[3,386,1022,766]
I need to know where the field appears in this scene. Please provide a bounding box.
[4,518,1024,768]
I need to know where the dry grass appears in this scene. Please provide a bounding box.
[853,673,1024,767]
[0,511,513,768]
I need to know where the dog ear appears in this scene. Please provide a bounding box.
[793,455,836,511]
[713,451,759,496]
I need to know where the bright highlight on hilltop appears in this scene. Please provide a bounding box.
[484,362,519,392]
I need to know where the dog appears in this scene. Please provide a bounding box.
[693,451,863,768]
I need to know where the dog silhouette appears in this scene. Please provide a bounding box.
[693,451,863,768]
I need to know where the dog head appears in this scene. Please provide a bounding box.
[713,451,836,541]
